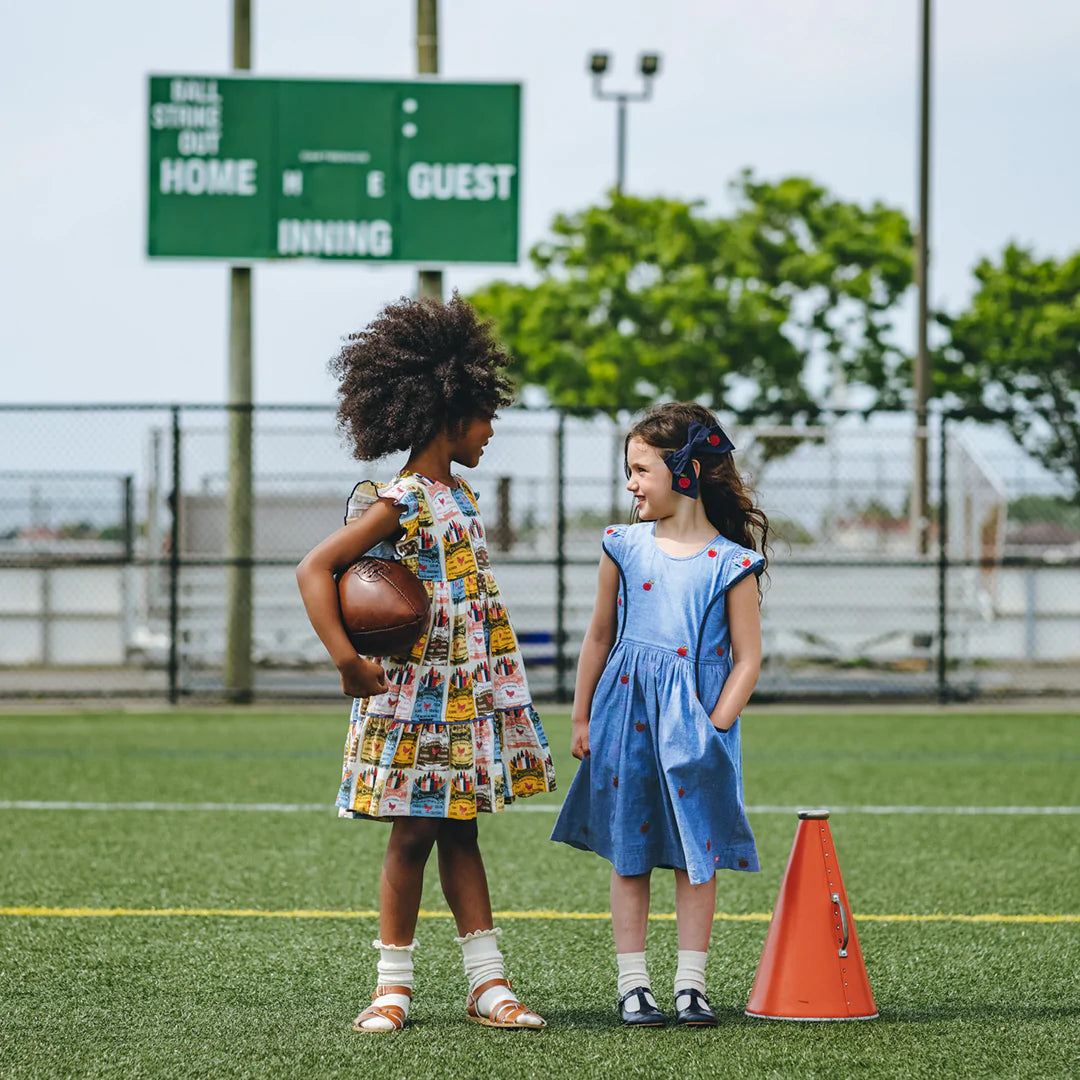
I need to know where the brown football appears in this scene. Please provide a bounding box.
[337,557,431,658]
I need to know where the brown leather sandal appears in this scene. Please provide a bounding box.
[465,977,546,1029]
[352,984,412,1032]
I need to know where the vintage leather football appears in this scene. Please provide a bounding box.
[337,557,431,658]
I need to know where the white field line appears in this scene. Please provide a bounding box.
[1,800,1078,815]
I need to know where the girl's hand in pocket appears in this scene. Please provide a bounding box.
[710,709,735,732]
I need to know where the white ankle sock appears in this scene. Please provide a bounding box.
[359,938,416,1031]
[456,928,514,1015]
[616,951,652,1001]
[674,949,708,1005]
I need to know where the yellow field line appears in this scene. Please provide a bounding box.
[1,906,1077,924]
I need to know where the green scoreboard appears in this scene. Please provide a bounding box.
[147,75,521,263]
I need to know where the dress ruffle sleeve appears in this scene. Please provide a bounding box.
[723,545,766,592]
[343,477,421,561]
[601,523,628,565]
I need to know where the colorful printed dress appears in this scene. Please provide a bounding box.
[336,471,555,820]
[551,522,764,884]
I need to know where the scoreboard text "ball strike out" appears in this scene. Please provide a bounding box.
[147,75,521,264]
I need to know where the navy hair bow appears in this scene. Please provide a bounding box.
[664,421,735,498]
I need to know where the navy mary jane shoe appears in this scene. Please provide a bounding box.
[674,988,717,1027]
[618,986,667,1027]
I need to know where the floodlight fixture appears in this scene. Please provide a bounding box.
[586,49,662,193]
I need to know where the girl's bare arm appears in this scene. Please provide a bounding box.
[710,574,763,731]
[570,553,620,760]
[296,498,404,697]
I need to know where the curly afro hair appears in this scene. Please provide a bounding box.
[329,292,515,461]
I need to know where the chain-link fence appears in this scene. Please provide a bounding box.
[1,404,1077,703]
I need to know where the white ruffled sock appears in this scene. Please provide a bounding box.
[456,927,515,1016]
[357,938,416,1031]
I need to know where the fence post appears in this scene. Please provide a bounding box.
[494,476,513,551]
[936,409,949,703]
[119,474,135,661]
[610,423,624,523]
[555,411,568,700]
[122,475,135,562]
[225,401,255,704]
[168,406,182,705]
[1024,568,1037,660]
[40,566,53,667]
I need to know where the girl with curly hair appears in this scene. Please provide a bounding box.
[551,402,769,1029]
[297,294,554,1033]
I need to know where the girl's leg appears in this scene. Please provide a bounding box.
[672,868,718,1024]
[379,818,440,943]
[610,869,651,954]
[437,819,544,1029]
[673,868,715,953]
[355,818,439,1032]
[610,870,663,1023]
[436,818,493,934]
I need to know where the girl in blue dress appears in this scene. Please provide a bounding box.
[551,402,769,1028]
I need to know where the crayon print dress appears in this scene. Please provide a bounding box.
[336,471,555,820]
[551,522,764,884]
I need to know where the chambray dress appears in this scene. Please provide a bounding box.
[551,522,764,885]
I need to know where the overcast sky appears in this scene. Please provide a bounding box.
[4,0,1079,406]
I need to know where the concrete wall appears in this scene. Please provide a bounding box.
[1,561,1077,667]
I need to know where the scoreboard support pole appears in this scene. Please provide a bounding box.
[225,0,255,702]
[416,0,443,302]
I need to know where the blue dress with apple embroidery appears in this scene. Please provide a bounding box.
[551,522,764,885]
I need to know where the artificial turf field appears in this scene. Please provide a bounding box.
[1,708,1078,1080]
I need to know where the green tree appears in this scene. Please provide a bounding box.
[1007,495,1080,530]
[469,172,913,422]
[935,244,1080,501]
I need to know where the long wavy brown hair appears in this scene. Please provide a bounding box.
[625,402,770,577]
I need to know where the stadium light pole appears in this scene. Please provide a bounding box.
[588,52,661,194]
[911,0,933,556]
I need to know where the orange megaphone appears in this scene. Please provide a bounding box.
[745,811,877,1020]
